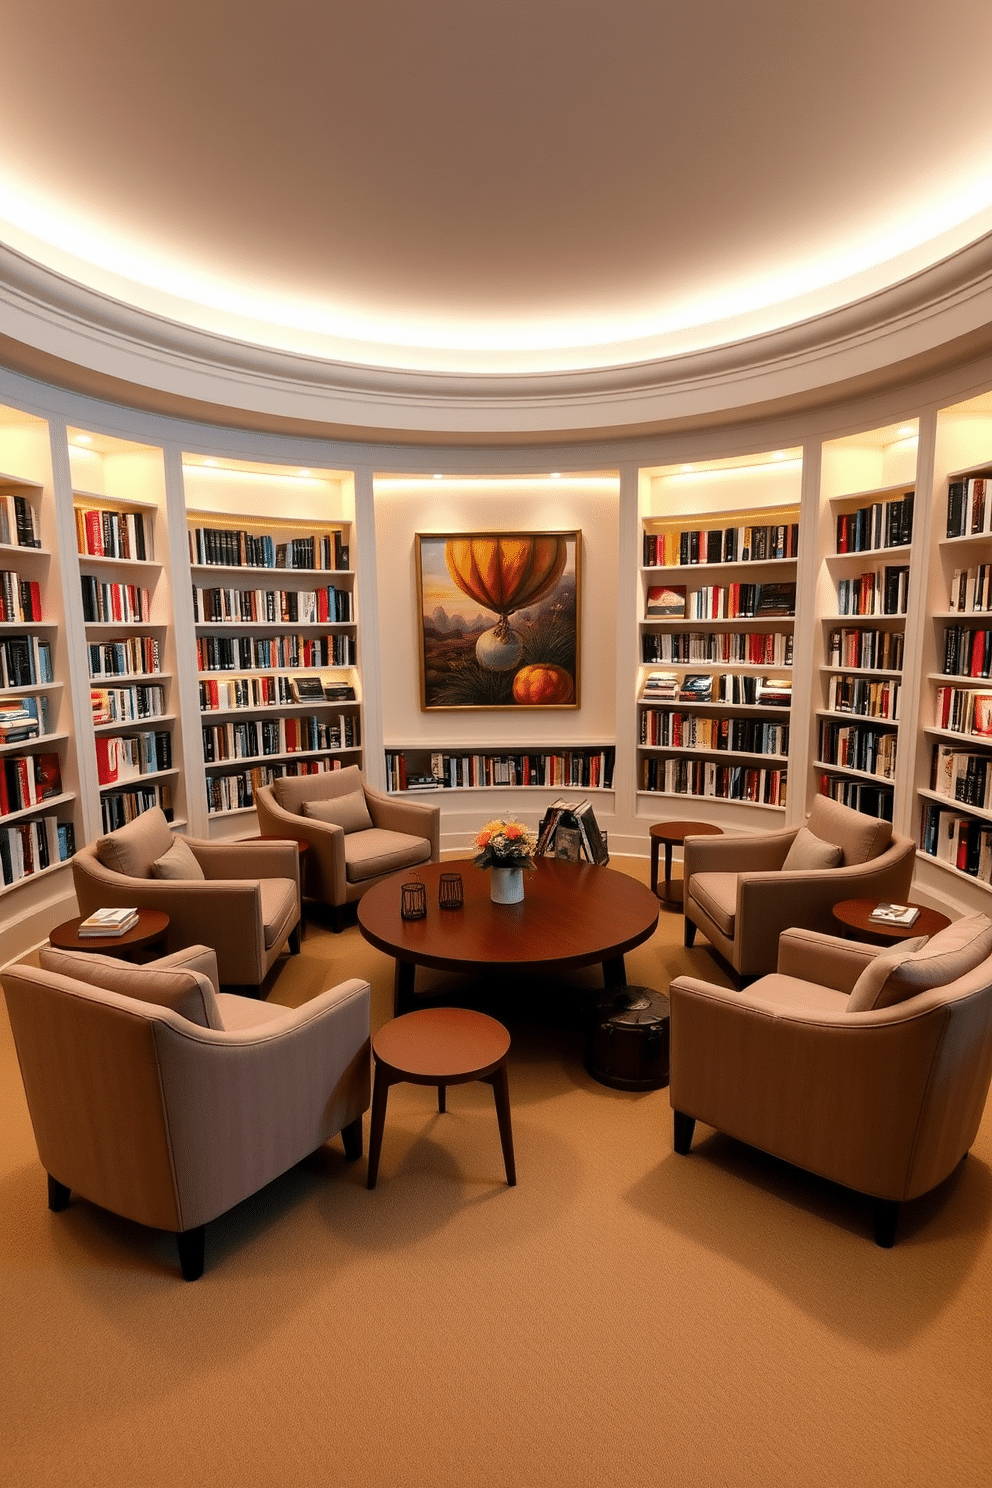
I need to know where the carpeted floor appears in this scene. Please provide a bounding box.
[2,857,990,1487]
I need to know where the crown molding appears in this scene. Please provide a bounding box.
[1,234,991,443]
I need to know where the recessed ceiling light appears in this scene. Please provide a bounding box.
[203,458,218,467]
[74,434,92,445]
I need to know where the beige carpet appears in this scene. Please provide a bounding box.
[2,858,990,1488]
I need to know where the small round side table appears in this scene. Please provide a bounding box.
[366,1007,515,1190]
[649,820,723,906]
[831,898,952,944]
[49,908,170,962]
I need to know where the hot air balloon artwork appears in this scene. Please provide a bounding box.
[417,530,580,709]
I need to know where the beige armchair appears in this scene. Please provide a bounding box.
[682,794,915,981]
[1,943,371,1279]
[71,806,301,991]
[669,916,992,1245]
[255,764,440,930]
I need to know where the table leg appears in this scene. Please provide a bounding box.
[484,1062,516,1186]
[602,955,627,988]
[664,842,675,900]
[393,959,416,1018]
[366,1063,394,1190]
[438,1082,447,1114]
[650,837,661,896]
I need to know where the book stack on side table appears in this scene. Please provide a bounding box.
[868,902,920,927]
[77,906,139,937]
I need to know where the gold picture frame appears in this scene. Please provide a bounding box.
[416,530,581,710]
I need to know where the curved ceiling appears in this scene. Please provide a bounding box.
[1,1,992,437]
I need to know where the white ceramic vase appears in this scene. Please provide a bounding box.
[490,865,525,904]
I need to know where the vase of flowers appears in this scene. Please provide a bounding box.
[473,818,538,904]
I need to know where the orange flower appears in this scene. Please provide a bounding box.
[504,824,522,840]
[475,830,491,848]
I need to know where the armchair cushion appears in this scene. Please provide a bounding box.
[152,836,205,880]
[303,791,373,834]
[849,913,992,1013]
[845,936,929,1012]
[345,828,434,883]
[689,873,737,937]
[38,945,224,1030]
[807,794,892,865]
[95,805,174,878]
[783,827,843,871]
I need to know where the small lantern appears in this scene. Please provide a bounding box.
[439,871,464,910]
[400,875,427,920]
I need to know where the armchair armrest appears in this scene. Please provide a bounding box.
[190,837,299,885]
[683,826,796,880]
[776,927,886,994]
[365,785,441,856]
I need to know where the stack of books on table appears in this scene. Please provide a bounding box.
[868,902,920,927]
[77,906,140,937]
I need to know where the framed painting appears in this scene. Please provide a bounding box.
[416,531,580,710]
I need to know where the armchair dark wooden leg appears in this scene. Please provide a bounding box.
[47,1173,71,1211]
[176,1226,205,1281]
[673,1110,696,1154]
[872,1198,900,1249]
[288,923,302,955]
[331,905,347,934]
[341,1116,363,1161]
[684,917,697,948]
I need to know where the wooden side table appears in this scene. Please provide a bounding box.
[49,909,170,962]
[831,898,952,944]
[649,820,723,906]
[366,1007,515,1190]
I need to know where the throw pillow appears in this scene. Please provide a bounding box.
[782,827,843,871]
[38,946,223,1029]
[151,836,205,880]
[845,936,929,1012]
[95,805,174,879]
[303,791,373,834]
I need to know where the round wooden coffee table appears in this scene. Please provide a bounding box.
[366,1007,515,1189]
[832,898,952,943]
[649,820,724,905]
[358,858,660,1016]
[49,908,170,961]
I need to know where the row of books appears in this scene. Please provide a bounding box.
[75,506,149,561]
[0,693,48,743]
[641,757,787,805]
[826,627,904,671]
[195,632,356,673]
[188,528,349,571]
[646,582,796,620]
[96,731,173,786]
[835,491,913,553]
[1,751,63,817]
[817,774,893,821]
[948,565,992,614]
[191,584,353,625]
[640,711,789,756]
[920,801,992,882]
[934,686,992,737]
[1,571,42,622]
[931,743,992,810]
[385,749,615,793]
[202,713,359,763]
[817,721,897,779]
[200,674,294,710]
[0,635,53,688]
[91,684,166,724]
[836,567,909,616]
[826,674,901,719]
[88,636,161,679]
[941,626,992,680]
[206,757,344,814]
[640,672,791,706]
[642,630,793,666]
[100,783,173,833]
[80,578,152,624]
[946,475,992,539]
[642,522,799,568]
[0,492,41,549]
[535,799,609,864]
[0,815,75,886]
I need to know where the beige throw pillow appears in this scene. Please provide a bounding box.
[151,835,205,880]
[847,913,992,1011]
[95,806,174,879]
[782,827,843,871]
[303,791,373,834]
